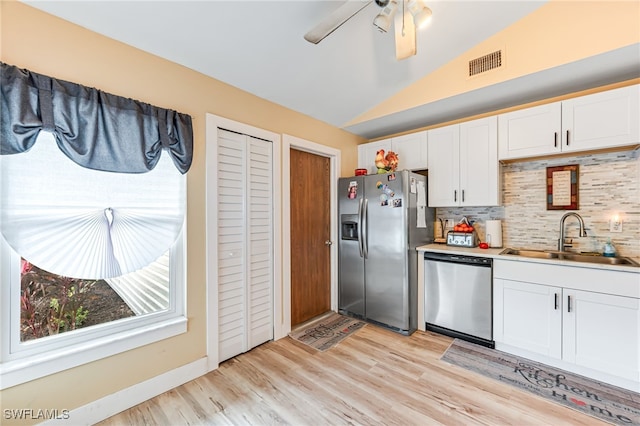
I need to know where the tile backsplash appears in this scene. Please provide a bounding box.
[436,149,640,260]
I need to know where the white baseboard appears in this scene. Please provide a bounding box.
[41,357,210,425]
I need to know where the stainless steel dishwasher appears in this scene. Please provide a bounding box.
[424,252,494,348]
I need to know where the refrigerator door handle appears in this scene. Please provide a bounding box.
[358,197,364,258]
[363,198,369,259]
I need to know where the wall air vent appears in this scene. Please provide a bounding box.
[469,50,502,76]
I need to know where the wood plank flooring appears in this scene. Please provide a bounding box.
[98,325,605,425]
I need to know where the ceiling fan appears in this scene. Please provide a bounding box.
[304,0,433,60]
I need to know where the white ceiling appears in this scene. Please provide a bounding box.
[22,1,640,139]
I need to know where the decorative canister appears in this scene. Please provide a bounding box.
[354,168,367,176]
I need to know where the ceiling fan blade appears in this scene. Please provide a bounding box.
[304,0,372,44]
[394,9,416,60]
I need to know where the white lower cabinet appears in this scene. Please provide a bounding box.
[563,289,639,381]
[493,279,562,359]
[493,259,640,391]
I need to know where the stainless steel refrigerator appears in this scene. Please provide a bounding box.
[338,170,434,335]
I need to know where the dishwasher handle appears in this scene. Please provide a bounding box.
[424,252,492,267]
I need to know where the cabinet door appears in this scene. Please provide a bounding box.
[498,102,561,160]
[562,85,640,152]
[563,289,639,382]
[217,130,274,363]
[427,124,459,207]
[459,116,500,206]
[247,137,274,349]
[357,139,392,175]
[217,130,248,361]
[391,131,427,171]
[494,278,562,359]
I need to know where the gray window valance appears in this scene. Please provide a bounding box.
[1,62,193,174]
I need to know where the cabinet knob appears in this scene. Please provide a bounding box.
[325,240,333,246]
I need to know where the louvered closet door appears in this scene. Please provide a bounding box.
[247,138,273,347]
[217,129,273,362]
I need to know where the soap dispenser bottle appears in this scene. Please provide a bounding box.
[603,238,616,257]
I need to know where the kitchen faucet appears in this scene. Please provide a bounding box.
[558,212,588,252]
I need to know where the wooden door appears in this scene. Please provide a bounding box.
[290,149,331,326]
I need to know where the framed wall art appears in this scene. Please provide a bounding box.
[546,165,579,210]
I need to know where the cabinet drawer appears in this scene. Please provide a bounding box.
[494,259,640,298]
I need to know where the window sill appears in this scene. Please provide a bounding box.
[0,316,187,390]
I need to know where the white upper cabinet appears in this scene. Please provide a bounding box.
[427,124,459,207]
[499,84,640,160]
[391,131,428,171]
[357,131,427,175]
[357,139,391,175]
[498,102,562,159]
[427,116,500,207]
[459,117,500,206]
[562,85,640,152]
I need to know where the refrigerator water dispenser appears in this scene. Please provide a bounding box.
[341,214,358,240]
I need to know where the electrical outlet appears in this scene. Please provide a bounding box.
[610,218,623,233]
[444,218,455,229]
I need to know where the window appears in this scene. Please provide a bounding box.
[0,132,187,389]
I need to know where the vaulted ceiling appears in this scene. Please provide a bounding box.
[22,1,640,139]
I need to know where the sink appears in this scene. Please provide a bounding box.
[557,253,640,266]
[500,248,640,267]
[500,248,559,259]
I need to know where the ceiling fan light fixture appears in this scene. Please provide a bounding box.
[373,0,398,33]
[408,0,433,29]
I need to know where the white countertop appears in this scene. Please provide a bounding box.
[416,243,640,274]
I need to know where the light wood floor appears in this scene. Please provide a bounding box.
[98,324,605,425]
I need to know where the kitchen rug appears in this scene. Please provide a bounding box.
[441,339,640,425]
[289,312,365,352]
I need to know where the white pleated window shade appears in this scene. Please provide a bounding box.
[0,131,185,279]
[105,251,170,315]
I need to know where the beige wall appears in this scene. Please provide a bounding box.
[349,0,640,128]
[0,1,363,421]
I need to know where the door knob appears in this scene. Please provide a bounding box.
[325,240,333,246]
